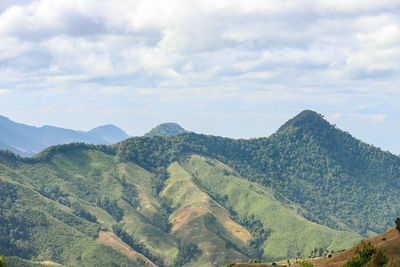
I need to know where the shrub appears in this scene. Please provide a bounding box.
[299,260,313,267]
[0,256,6,267]
[342,241,388,267]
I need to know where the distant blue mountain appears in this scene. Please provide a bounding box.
[0,115,130,157]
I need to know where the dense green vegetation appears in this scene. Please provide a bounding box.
[241,215,271,262]
[0,110,399,266]
[173,241,201,267]
[151,200,172,232]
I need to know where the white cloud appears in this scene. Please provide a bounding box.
[349,113,388,123]
[315,0,399,13]
[0,36,31,60]
[0,0,399,108]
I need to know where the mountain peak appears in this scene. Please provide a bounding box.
[89,124,124,132]
[0,115,11,122]
[88,124,130,144]
[145,122,187,137]
[277,110,330,132]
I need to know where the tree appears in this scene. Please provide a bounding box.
[0,256,7,267]
[248,238,264,263]
[311,247,318,258]
[296,252,302,263]
[395,217,400,233]
[318,247,324,257]
[174,241,200,266]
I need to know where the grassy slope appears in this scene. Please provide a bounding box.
[118,163,179,266]
[162,161,250,266]
[180,155,362,260]
[32,149,178,266]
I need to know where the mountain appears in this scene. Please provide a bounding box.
[0,115,130,157]
[87,124,130,144]
[145,123,187,137]
[0,110,399,267]
[269,110,400,234]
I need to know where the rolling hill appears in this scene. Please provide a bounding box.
[0,115,130,157]
[1,110,399,266]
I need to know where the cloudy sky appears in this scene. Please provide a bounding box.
[0,0,399,154]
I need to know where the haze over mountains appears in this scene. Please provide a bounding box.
[0,116,191,157]
[0,115,130,157]
[0,110,399,267]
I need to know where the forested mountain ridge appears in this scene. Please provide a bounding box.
[116,110,400,234]
[0,115,130,157]
[0,110,399,266]
[271,110,400,233]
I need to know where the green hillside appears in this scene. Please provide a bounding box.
[0,178,140,267]
[0,145,361,266]
[180,155,361,260]
[1,110,399,266]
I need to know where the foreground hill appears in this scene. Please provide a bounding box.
[0,115,129,156]
[1,110,399,266]
[318,227,400,266]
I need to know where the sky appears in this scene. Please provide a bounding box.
[0,0,399,154]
